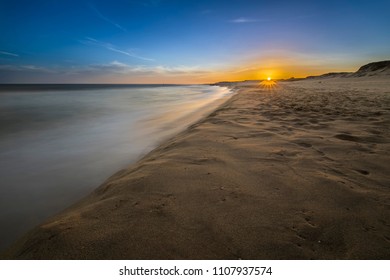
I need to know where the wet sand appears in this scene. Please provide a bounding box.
[3,77,390,259]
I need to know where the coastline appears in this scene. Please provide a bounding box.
[3,77,390,259]
[0,84,233,252]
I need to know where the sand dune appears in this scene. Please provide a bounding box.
[353,60,390,77]
[2,76,390,259]
[293,60,390,80]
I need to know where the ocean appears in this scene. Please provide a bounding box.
[0,84,232,250]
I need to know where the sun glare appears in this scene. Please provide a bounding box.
[259,77,277,90]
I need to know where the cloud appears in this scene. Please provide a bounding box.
[148,65,206,75]
[229,66,260,74]
[84,61,207,76]
[89,3,127,32]
[0,51,19,57]
[81,37,154,61]
[0,60,207,76]
[230,14,313,24]
[0,60,210,84]
[0,64,54,72]
[229,17,261,23]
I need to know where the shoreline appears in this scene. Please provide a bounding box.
[2,77,390,259]
[0,84,233,252]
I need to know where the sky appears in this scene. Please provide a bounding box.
[0,0,389,83]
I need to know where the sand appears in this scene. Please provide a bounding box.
[2,76,390,259]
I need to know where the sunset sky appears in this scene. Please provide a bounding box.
[1,0,389,83]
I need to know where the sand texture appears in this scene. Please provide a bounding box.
[3,77,390,259]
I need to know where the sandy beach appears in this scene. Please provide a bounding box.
[3,75,390,259]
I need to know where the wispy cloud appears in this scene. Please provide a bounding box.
[89,3,127,32]
[81,37,154,61]
[229,17,262,23]
[0,61,206,77]
[0,61,214,83]
[229,66,260,74]
[230,14,314,24]
[0,60,214,86]
[0,64,53,72]
[84,61,207,76]
[0,51,19,57]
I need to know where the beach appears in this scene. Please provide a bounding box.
[0,85,232,251]
[3,76,390,259]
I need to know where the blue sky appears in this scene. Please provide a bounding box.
[0,0,389,83]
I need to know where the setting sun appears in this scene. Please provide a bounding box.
[260,78,277,89]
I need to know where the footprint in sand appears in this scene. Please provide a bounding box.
[296,142,312,148]
[354,169,370,175]
[334,134,360,142]
[304,216,316,227]
[299,209,317,227]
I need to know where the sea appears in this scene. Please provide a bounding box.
[0,84,232,250]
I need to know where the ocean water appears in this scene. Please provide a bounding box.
[0,84,232,250]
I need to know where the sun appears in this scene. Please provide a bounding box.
[259,77,277,90]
